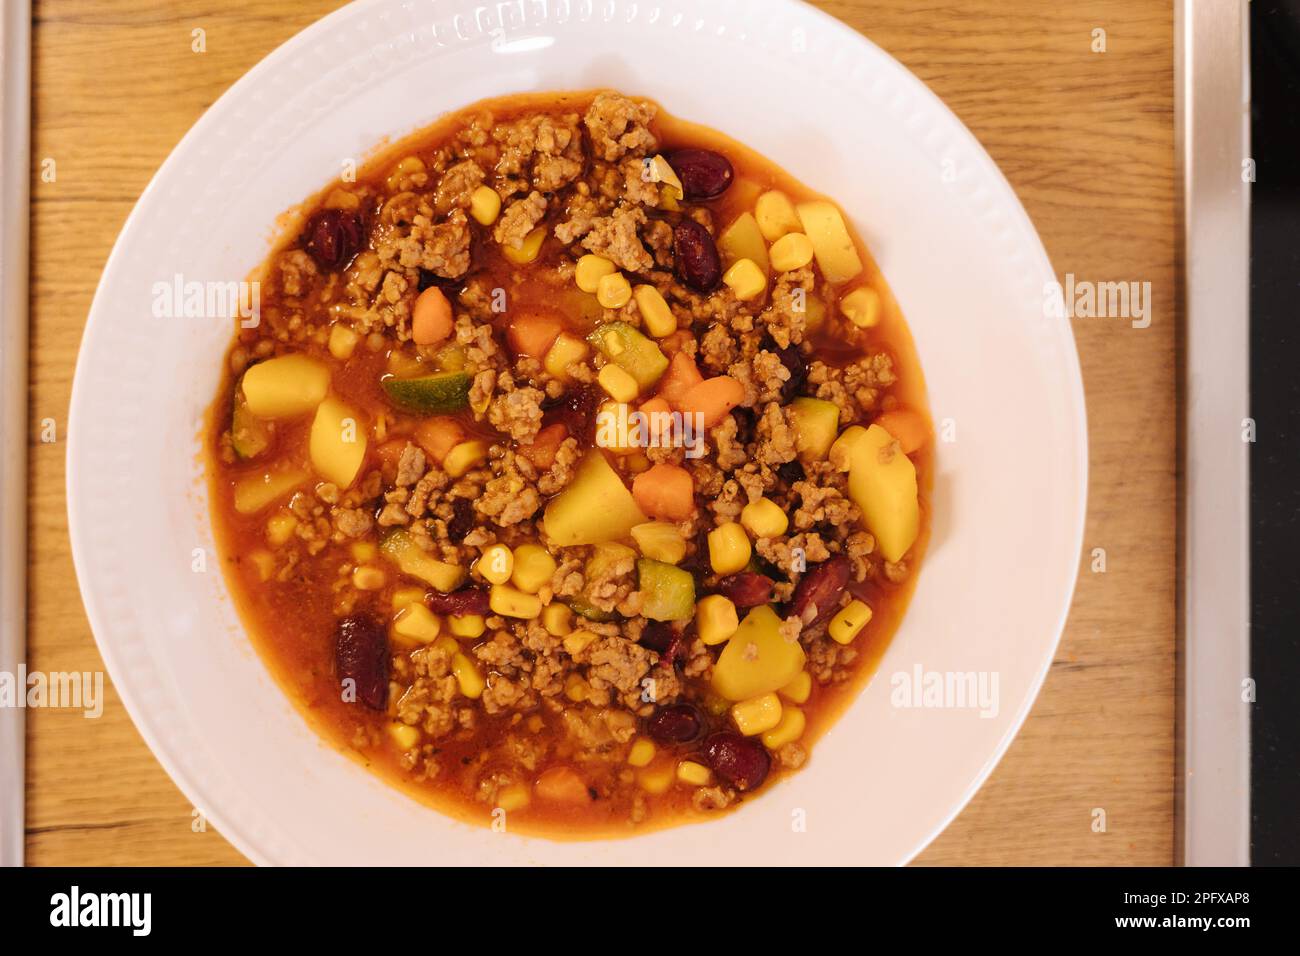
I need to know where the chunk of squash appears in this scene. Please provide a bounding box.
[543,450,648,546]
[239,354,329,419]
[711,605,807,702]
[233,468,308,515]
[379,529,466,592]
[718,212,770,276]
[846,423,920,563]
[795,200,863,284]
[309,396,367,488]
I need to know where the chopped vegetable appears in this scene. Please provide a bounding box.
[637,558,695,622]
[795,200,863,284]
[543,332,591,381]
[519,422,567,470]
[655,351,705,408]
[230,382,271,460]
[233,468,307,515]
[412,287,454,346]
[239,354,329,419]
[535,766,590,803]
[730,693,782,736]
[873,408,929,455]
[631,463,695,521]
[379,529,466,592]
[846,423,920,562]
[543,450,648,546]
[630,521,687,564]
[381,370,472,414]
[508,310,564,359]
[788,396,840,462]
[443,439,487,477]
[718,211,770,275]
[565,595,615,623]
[711,605,807,702]
[413,416,466,464]
[676,375,744,428]
[587,321,669,390]
[309,396,367,488]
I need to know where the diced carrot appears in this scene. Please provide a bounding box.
[657,330,695,357]
[656,351,705,408]
[412,287,454,346]
[414,416,466,464]
[638,397,673,446]
[508,311,564,359]
[535,766,590,803]
[677,375,744,428]
[520,423,568,470]
[632,462,696,521]
[873,408,929,455]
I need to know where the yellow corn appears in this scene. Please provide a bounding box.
[447,613,486,639]
[390,586,426,610]
[392,603,441,642]
[352,566,387,591]
[266,512,297,546]
[596,272,633,309]
[676,760,712,786]
[637,763,674,795]
[840,286,881,328]
[658,185,681,211]
[828,599,873,644]
[627,738,656,768]
[351,541,377,563]
[564,673,589,702]
[779,670,812,705]
[739,497,789,539]
[761,706,806,749]
[543,332,591,381]
[575,254,616,293]
[563,630,598,656]
[478,543,514,585]
[249,550,274,582]
[452,652,486,699]
[722,258,767,301]
[768,232,815,272]
[490,583,542,619]
[755,189,802,241]
[384,156,426,193]
[387,722,421,750]
[542,602,573,636]
[707,521,752,575]
[696,594,739,646]
[469,185,502,226]
[502,226,546,265]
[432,635,459,657]
[511,543,557,594]
[598,362,640,403]
[328,323,359,360]
[630,521,687,564]
[633,285,676,337]
[443,439,488,478]
[731,692,783,736]
[495,783,531,813]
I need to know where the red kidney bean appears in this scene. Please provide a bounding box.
[673,219,722,292]
[334,613,388,710]
[303,208,364,271]
[702,732,771,791]
[445,499,476,541]
[426,586,491,616]
[545,382,601,445]
[638,620,675,655]
[646,703,704,743]
[665,148,734,200]
[715,572,774,608]
[791,555,851,625]
[774,344,808,402]
[776,459,804,486]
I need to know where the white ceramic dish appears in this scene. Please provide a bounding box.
[67,0,1086,865]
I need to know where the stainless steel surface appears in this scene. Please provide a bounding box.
[0,0,30,868]
[1175,0,1252,866]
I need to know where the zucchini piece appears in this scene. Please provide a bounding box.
[565,596,615,623]
[230,382,271,460]
[587,321,669,390]
[637,558,696,622]
[381,370,472,414]
[379,529,466,592]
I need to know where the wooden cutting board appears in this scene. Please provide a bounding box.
[25,0,1175,865]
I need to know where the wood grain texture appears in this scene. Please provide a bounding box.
[25,0,1175,866]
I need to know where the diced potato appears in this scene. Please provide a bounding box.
[511,543,557,594]
[711,605,807,702]
[233,468,308,514]
[718,212,770,275]
[846,424,919,562]
[543,451,648,546]
[787,396,839,463]
[309,396,367,488]
[393,603,442,643]
[754,190,802,241]
[239,354,329,419]
[828,425,868,472]
[795,200,864,284]
[543,332,591,381]
[630,521,687,564]
[840,286,881,328]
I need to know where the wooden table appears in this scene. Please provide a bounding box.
[25,0,1175,865]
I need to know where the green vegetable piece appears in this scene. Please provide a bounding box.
[587,321,669,390]
[565,596,615,623]
[381,370,472,414]
[637,558,696,622]
[231,378,271,460]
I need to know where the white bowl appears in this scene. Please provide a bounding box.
[67,0,1085,865]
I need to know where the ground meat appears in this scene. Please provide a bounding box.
[395,443,426,487]
[278,249,318,296]
[486,372,544,443]
[493,190,547,248]
[584,92,657,162]
[433,159,485,215]
[577,203,654,273]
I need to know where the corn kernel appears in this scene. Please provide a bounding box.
[387,722,421,750]
[828,599,873,644]
[768,232,815,272]
[707,521,752,575]
[502,226,546,265]
[393,603,441,642]
[452,652,486,699]
[391,586,426,610]
[447,613,486,639]
[731,692,783,736]
[495,783,531,813]
[703,691,731,716]
[840,286,881,328]
[468,185,502,226]
[575,254,616,293]
[564,673,589,702]
[630,521,687,564]
[543,332,591,381]
[328,323,359,360]
[490,583,542,619]
[542,602,573,636]
[598,362,640,403]
[676,760,712,786]
[511,543,557,594]
[324,188,360,210]
[596,272,633,309]
[761,706,806,749]
[249,550,274,581]
[432,635,459,657]
[633,285,676,337]
[739,497,789,539]
[563,630,597,656]
[478,543,515,585]
[755,190,802,241]
[352,566,387,591]
[779,670,812,705]
[658,185,681,211]
[350,541,377,563]
[637,763,674,794]
[444,439,488,478]
[266,512,297,546]
[627,738,656,767]
[722,258,767,301]
[696,594,739,646]
[601,329,625,356]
